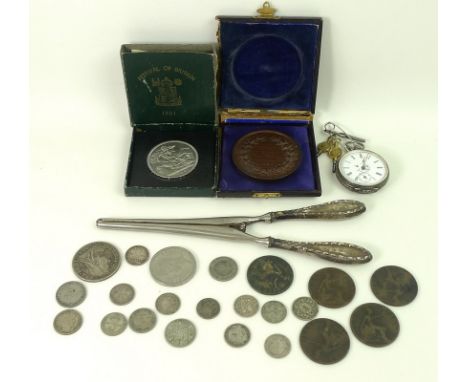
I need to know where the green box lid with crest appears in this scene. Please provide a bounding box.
[121,44,217,127]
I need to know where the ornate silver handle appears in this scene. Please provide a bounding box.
[268,200,366,222]
[268,238,372,264]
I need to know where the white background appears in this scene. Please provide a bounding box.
[26,0,440,381]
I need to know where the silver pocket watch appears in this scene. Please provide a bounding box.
[323,122,390,194]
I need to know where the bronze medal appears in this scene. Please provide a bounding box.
[300,318,350,364]
[370,265,418,306]
[232,130,302,180]
[350,303,400,347]
[308,267,356,308]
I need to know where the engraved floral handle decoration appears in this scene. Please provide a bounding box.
[268,239,372,264]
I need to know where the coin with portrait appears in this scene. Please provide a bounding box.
[125,245,150,266]
[72,242,121,283]
[53,309,83,335]
[149,246,196,287]
[55,281,87,308]
[101,312,127,336]
[224,323,251,347]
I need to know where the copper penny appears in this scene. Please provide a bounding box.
[308,267,356,308]
[232,130,302,180]
[370,265,418,306]
[300,318,350,364]
[350,303,400,347]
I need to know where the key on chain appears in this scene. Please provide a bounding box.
[328,143,343,173]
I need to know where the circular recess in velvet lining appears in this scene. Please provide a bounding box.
[231,35,303,101]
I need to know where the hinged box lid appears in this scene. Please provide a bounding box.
[216,3,322,118]
[121,44,217,127]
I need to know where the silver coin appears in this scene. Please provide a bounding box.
[125,245,149,265]
[292,296,319,321]
[53,309,83,335]
[149,246,196,287]
[196,298,220,319]
[261,301,287,323]
[164,319,197,347]
[55,281,87,308]
[129,308,157,333]
[100,312,127,336]
[72,242,121,282]
[264,334,291,358]
[109,283,135,305]
[224,323,251,347]
[155,293,181,315]
[209,256,238,282]
[147,140,199,179]
[234,295,259,317]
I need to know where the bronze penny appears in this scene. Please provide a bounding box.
[247,255,294,295]
[232,130,302,180]
[350,303,400,347]
[308,267,355,308]
[370,265,418,306]
[300,318,350,365]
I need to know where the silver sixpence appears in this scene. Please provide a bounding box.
[261,301,287,324]
[129,308,157,333]
[196,298,221,319]
[224,323,251,347]
[209,256,238,282]
[125,245,149,265]
[55,281,87,308]
[155,293,181,315]
[234,295,259,317]
[100,312,127,336]
[164,319,197,347]
[72,242,121,282]
[53,309,83,335]
[149,246,196,287]
[264,334,291,359]
[292,296,319,321]
[109,283,135,305]
[147,140,199,179]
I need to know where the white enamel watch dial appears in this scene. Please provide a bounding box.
[336,149,389,193]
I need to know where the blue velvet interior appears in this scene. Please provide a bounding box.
[219,19,321,111]
[219,124,316,192]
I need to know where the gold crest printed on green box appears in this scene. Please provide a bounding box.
[121,44,217,126]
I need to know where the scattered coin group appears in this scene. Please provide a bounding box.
[54,241,419,364]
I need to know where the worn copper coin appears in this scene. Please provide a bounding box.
[350,303,400,347]
[232,130,302,180]
[261,301,287,323]
[196,298,221,319]
[308,267,356,308]
[155,292,181,315]
[72,242,121,282]
[53,309,83,335]
[234,295,259,317]
[165,319,197,347]
[264,334,291,359]
[247,255,294,295]
[100,312,128,336]
[209,256,238,282]
[224,323,251,347]
[370,265,418,306]
[292,297,319,321]
[109,283,135,305]
[55,281,87,308]
[125,245,150,265]
[129,308,157,333]
[300,318,350,365]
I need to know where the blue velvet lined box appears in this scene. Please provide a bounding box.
[216,11,323,197]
